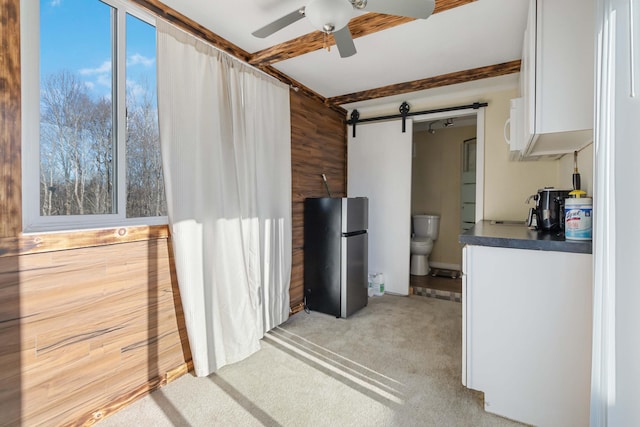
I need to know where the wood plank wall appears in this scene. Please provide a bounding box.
[0,0,347,424]
[0,240,191,426]
[1,1,24,425]
[290,91,347,307]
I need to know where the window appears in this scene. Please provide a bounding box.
[22,0,167,232]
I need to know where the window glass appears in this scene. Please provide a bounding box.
[125,13,166,218]
[40,0,115,216]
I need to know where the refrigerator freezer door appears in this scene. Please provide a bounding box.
[341,232,368,317]
[304,198,342,317]
[341,197,368,234]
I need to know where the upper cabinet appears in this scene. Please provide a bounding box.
[513,0,595,160]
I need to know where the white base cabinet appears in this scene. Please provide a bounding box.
[462,245,592,426]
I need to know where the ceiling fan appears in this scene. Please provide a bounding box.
[252,0,436,58]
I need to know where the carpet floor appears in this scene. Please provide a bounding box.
[98,294,525,426]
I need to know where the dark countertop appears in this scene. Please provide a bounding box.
[459,220,592,254]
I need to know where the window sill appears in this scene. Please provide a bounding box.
[0,224,170,258]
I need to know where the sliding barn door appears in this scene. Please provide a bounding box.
[348,120,412,295]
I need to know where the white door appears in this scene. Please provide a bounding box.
[591,0,640,424]
[461,137,476,232]
[348,120,412,295]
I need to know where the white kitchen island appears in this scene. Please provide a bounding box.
[460,222,592,426]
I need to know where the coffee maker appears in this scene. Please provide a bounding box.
[526,187,571,231]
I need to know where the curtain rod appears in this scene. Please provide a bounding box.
[347,101,489,137]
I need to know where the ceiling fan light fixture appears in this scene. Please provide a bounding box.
[350,0,368,9]
[306,0,354,33]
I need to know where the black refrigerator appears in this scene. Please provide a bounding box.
[304,197,369,318]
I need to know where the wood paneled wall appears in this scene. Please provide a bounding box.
[0,0,22,237]
[0,239,190,426]
[290,91,347,308]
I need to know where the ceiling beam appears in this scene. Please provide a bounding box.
[249,0,477,66]
[327,60,522,106]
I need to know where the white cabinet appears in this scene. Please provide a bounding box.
[462,245,592,426]
[517,0,595,159]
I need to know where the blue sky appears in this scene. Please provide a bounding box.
[40,0,156,103]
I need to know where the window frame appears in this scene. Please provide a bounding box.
[21,0,167,233]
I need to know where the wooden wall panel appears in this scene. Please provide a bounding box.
[0,2,23,425]
[0,256,21,426]
[0,239,190,426]
[290,91,347,307]
[0,0,22,237]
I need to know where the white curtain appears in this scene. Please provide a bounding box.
[156,20,292,377]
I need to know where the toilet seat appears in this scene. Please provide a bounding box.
[411,236,432,245]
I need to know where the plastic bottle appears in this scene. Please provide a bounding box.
[372,273,385,296]
[367,274,375,297]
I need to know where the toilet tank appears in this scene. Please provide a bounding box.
[413,214,440,240]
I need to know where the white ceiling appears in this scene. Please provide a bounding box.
[159,0,529,104]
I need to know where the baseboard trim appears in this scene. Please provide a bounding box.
[290,302,305,315]
[78,361,192,426]
[430,262,461,271]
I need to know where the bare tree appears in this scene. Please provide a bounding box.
[40,71,107,215]
[39,70,166,218]
[84,98,114,214]
[126,83,166,218]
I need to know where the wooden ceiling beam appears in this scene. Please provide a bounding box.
[326,60,522,106]
[249,0,477,66]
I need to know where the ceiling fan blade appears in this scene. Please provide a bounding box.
[333,26,357,58]
[364,0,435,19]
[252,7,306,38]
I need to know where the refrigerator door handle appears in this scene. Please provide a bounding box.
[342,230,367,238]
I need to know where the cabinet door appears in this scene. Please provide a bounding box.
[519,0,595,159]
[464,245,592,426]
[522,0,536,145]
[535,0,595,134]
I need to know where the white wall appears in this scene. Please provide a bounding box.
[558,144,593,196]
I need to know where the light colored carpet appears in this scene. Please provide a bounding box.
[98,295,524,426]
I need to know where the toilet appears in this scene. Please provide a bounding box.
[410,214,440,276]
